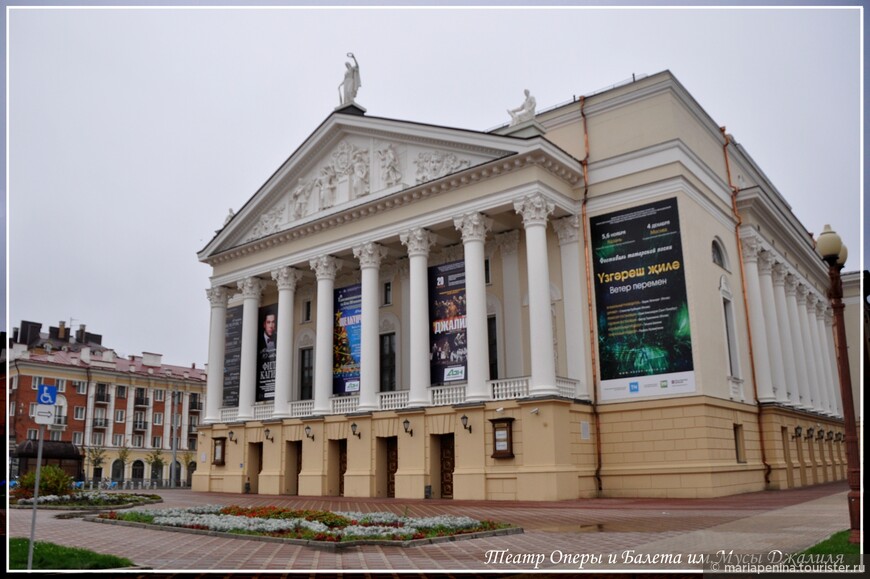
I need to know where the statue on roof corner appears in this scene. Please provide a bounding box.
[508,89,536,126]
[339,52,361,105]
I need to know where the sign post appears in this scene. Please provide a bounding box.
[28,385,57,570]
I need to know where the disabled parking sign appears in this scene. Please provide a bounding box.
[38,384,57,405]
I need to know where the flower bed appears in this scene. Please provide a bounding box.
[14,491,162,509]
[97,504,518,547]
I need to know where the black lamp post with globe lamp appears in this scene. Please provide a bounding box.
[816,224,861,544]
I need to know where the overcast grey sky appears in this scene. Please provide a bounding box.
[7,6,862,367]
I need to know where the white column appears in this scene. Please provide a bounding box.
[806,293,831,414]
[772,263,799,406]
[205,287,228,423]
[796,285,822,411]
[823,307,843,418]
[398,258,411,391]
[814,300,837,416]
[740,236,775,402]
[271,267,302,418]
[514,194,558,396]
[310,256,341,415]
[400,228,435,407]
[84,381,96,447]
[107,384,116,444]
[785,274,812,409]
[494,230,525,379]
[454,212,492,402]
[354,242,388,411]
[180,390,190,450]
[553,214,591,400]
[758,251,788,404]
[237,276,266,421]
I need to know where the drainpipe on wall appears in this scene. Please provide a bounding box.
[721,126,771,485]
[578,95,604,493]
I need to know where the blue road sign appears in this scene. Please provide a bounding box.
[37,385,57,405]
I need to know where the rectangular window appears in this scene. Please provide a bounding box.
[116,385,126,399]
[734,424,746,463]
[379,333,396,392]
[50,430,62,441]
[92,432,104,446]
[213,438,226,466]
[115,410,125,423]
[487,315,499,380]
[11,376,18,390]
[189,415,199,427]
[154,389,165,402]
[132,435,144,448]
[188,438,197,451]
[31,376,42,389]
[74,406,86,420]
[113,434,124,446]
[299,347,314,400]
[73,432,84,445]
[27,429,38,440]
[302,299,312,322]
[56,379,66,393]
[152,436,162,448]
[491,418,515,458]
[75,381,87,394]
[484,258,492,285]
[382,282,392,306]
[29,403,36,417]
[153,412,163,426]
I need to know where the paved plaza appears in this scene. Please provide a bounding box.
[8,481,856,572]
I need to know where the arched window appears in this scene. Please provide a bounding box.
[131,460,145,481]
[712,238,729,269]
[111,459,124,481]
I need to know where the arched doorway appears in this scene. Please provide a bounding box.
[187,461,196,487]
[111,459,124,482]
[131,460,145,483]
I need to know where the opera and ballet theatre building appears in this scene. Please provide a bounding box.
[193,70,856,500]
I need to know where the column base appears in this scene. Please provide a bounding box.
[298,473,327,496]
[394,470,427,499]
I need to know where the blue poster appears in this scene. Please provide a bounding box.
[333,284,362,395]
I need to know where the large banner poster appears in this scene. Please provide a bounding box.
[590,198,695,401]
[429,260,468,385]
[256,303,278,402]
[333,284,362,395]
[223,305,243,407]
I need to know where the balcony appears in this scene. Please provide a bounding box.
[188,400,203,412]
[289,400,313,418]
[94,392,111,404]
[378,390,409,410]
[134,396,149,407]
[132,421,148,431]
[331,395,359,415]
[92,417,109,429]
[53,416,68,426]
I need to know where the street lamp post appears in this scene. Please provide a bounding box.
[816,224,861,544]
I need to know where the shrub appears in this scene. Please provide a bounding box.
[12,466,74,500]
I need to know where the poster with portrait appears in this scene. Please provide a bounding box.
[333,284,362,395]
[256,303,278,402]
[428,260,468,384]
[222,305,243,407]
[590,197,696,401]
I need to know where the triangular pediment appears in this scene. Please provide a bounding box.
[200,111,537,259]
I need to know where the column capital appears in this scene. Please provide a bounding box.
[454,212,492,244]
[814,298,828,318]
[237,277,267,299]
[514,193,555,228]
[206,286,229,307]
[399,228,435,257]
[552,214,581,245]
[494,230,520,256]
[309,255,341,280]
[741,235,761,262]
[824,306,834,325]
[796,283,809,305]
[353,242,388,269]
[785,273,799,296]
[806,291,819,311]
[772,262,788,286]
[758,250,775,276]
[271,266,303,291]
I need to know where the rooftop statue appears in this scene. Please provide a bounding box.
[507,89,536,126]
[339,53,361,105]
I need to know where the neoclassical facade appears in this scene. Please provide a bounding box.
[193,71,852,500]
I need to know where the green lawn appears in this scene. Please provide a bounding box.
[800,530,861,556]
[9,538,134,570]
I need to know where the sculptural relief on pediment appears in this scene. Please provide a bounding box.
[415,150,470,183]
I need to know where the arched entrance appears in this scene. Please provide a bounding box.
[131,460,145,483]
[111,459,124,482]
[187,461,196,487]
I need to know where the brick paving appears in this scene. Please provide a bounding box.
[7,481,854,572]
